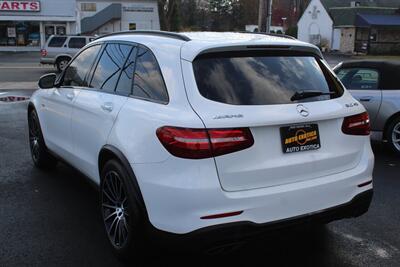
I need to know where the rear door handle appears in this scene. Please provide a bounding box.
[359,96,373,102]
[101,102,113,112]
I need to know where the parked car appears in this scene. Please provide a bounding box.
[334,60,400,154]
[40,35,95,72]
[29,31,374,258]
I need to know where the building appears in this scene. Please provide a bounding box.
[329,5,399,54]
[77,0,160,35]
[272,0,310,30]
[354,14,400,54]
[297,0,400,54]
[0,0,77,51]
[0,0,160,51]
[297,0,333,49]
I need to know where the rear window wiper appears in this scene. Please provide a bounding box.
[290,90,335,101]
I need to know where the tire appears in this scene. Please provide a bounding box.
[28,109,58,169]
[56,57,70,72]
[386,116,400,155]
[100,160,147,261]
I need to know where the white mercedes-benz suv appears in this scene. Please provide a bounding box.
[28,31,374,257]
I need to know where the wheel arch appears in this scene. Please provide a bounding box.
[383,111,400,140]
[98,145,148,218]
[55,55,72,67]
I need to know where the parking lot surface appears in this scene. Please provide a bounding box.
[0,53,400,266]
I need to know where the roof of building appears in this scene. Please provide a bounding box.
[355,14,400,27]
[329,6,398,26]
[321,0,400,9]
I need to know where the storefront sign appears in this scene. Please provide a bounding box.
[123,6,154,13]
[0,1,40,12]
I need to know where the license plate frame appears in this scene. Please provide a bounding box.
[280,124,321,154]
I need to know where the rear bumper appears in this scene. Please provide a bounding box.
[146,189,373,250]
[132,141,374,234]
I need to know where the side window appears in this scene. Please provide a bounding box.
[62,45,101,87]
[68,37,87,49]
[116,46,137,95]
[132,47,169,103]
[337,68,379,90]
[48,37,67,47]
[90,43,132,92]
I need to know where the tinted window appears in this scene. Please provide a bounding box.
[90,44,132,92]
[193,52,343,105]
[48,37,67,47]
[116,46,137,95]
[132,47,168,103]
[337,68,379,90]
[62,45,101,87]
[68,37,86,49]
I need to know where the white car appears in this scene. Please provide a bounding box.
[29,31,374,257]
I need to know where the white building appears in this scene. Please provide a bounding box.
[297,0,333,50]
[77,0,160,35]
[0,0,160,51]
[0,0,77,51]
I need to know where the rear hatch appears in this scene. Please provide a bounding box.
[182,48,367,192]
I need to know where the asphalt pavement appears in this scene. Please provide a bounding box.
[0,53,400,266]
[0,52,54,90]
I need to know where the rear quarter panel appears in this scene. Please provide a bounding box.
[377,89,400,131]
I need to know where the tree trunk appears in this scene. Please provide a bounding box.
[258,0,266,32]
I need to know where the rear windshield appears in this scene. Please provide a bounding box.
[193,51,344,105]
[48,37,67,47]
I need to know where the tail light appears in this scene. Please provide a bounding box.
[156,126,254,159]
[342,112,370,136]
[40,49,47,57]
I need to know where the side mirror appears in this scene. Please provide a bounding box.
[38,73,57,89]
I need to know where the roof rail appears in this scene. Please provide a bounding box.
[95,30,191,41]
[240,31,297,40]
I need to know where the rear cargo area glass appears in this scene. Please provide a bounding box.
[193,52,343,105]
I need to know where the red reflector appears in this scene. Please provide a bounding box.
[201,211,243,220]
[40,49,47,57]
[342,112,371,136]
[156,126,254,159]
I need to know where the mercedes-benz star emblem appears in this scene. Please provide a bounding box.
[296,104,309,117]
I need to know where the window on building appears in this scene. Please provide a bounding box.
[129,23,137,30]
[337,68,379,90]
[68,37,86,49]
[62,45,101,87]
[90,44,132,92]
[132,47,169,103]
[81,3,96,11]
[0,21,39,47]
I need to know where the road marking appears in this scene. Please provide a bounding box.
[0,66,52,69]
[332,228,398,260]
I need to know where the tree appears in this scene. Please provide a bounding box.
[158,0,181,31]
